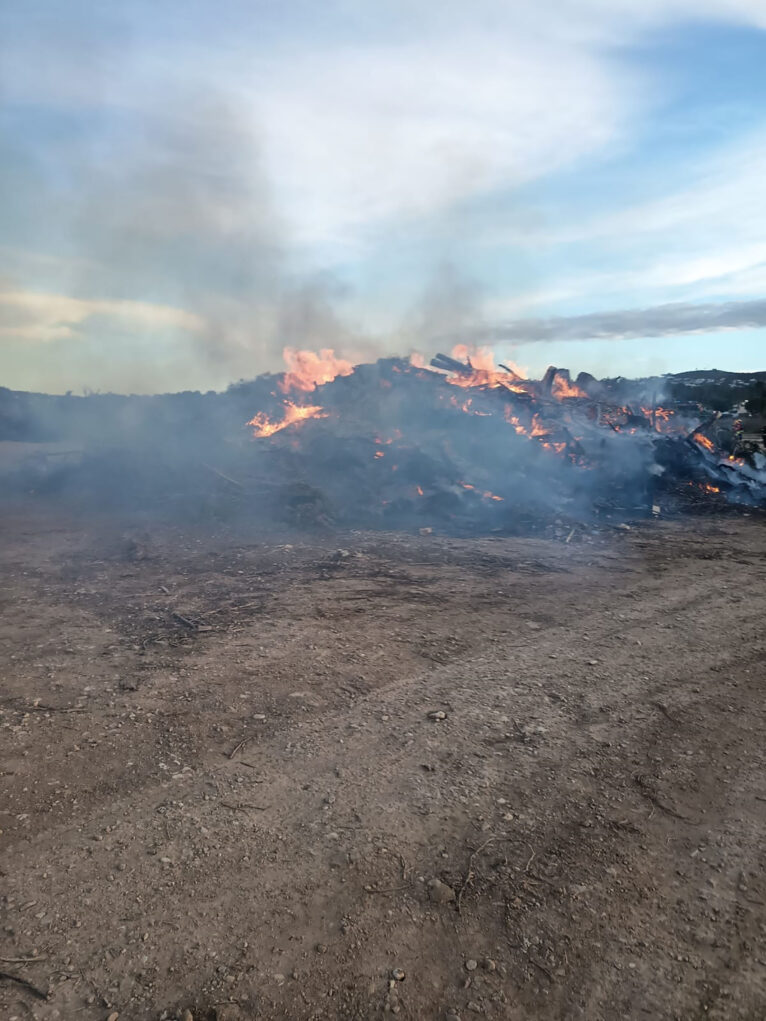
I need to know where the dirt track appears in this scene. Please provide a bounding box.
[1,506,765,1020]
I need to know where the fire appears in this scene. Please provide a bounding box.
[505,411,527,436]
[504,408,553,441]
[248,401,326,438]
[704,484,720,494]
[279,347,354,393]
[416,485,424,496]
[530,414,549,438]
[551,374,587,400]
[409,352,427,369]
[453,396,492,416]
[694,433,715,452]
[249,346,350,437]
[447,344,527,390]
[458,481,504,501]
[636,406,684,434]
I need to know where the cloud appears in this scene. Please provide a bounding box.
[2,0,766,392]
[251,36,629,247]
[441,297,766,345]
[3,0,765,249]
[0,289,205,343]
[483,243,766,320]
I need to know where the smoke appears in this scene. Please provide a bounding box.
[4,72,764,394]
[0,81,374,394]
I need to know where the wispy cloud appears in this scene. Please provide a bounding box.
[443,297,766,345]
[1,0,766,390]
[0,289,205,343]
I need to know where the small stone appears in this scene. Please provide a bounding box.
[587,659,599,666]
[106,1014,119,1021]
[315,943,328,954]
[427,878,456,904]
[391,967,405,981]
[428,710,447,722]
[483,958,496,971]
[467,1001,482,1014]
[465,959,478,971]
[525,621,542,630]
[274,973,285,985]
[180,1012,194,1021]
[445,1013,461,1021]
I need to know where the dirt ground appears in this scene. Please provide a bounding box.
[1,503,765,1021]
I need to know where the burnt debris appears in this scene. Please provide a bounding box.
[1,355,764,532]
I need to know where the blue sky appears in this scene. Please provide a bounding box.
[1,0,765,393]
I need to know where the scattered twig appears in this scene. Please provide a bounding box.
[399,853,411,881]
[0,957,47,964]
[526,871,557,887]
[202,463,244,488]
[633,774,694,822]
[363,884,411,894]
[0,971,48,1000]
[653,701,682,725]
[5,702,85,714]
[227,738,249,760]
[524,845,536,873]
[528,956,554,982]
[221,802,268,812]
[171,611,198,631]
[194,598,265,621]
[457,836,495,913]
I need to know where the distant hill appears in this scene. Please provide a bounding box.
[666,369,766,384]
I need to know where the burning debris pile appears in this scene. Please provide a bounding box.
[232,347,766,531]
[2,346,765,532]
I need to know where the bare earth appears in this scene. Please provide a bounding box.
[1,505,765,1021]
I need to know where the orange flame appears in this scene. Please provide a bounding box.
[530,414,549,438]
[694,433,715,452]
[446,344,526,390]
[551,374,587,400]
[638,406,683,434]
[248,401,326,438]
[458,480,504,501]
[279,347,353,393]
[505,411,527,435]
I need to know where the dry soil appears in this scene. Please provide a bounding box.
[1,505,765,1020]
